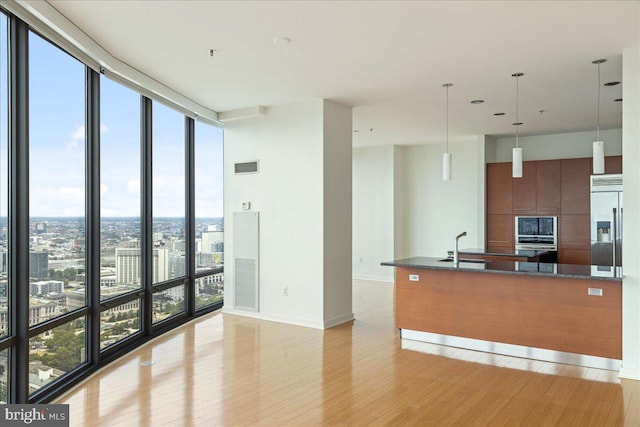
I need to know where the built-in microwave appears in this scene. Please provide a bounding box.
[515,216,558,250]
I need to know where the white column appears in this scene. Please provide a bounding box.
[621,46,640,380]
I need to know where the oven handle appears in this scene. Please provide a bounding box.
[515,244,558,251]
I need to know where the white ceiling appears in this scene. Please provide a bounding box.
[48,0,638,148]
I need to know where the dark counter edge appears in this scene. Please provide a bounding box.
[381,257,623,282]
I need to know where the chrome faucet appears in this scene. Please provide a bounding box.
[453,231,467,263]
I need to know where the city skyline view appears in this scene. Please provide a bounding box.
[0,15,225,402]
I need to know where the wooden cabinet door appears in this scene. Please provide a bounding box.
[486,214,513,252]
[487,163,512,214]
[536,160,561,215]
[558,214,591,265]
[605,155,622,174]
[512,161,536,215]
[559,249,591,265]
[561,158,591,215]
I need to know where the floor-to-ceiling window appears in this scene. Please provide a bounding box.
[99,76,142,349]
[28,30,87,395]
[194,121,224,310]
[0,8,224,403]
[151,101,186,323]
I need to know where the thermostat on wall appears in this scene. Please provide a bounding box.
[241,201,251,210]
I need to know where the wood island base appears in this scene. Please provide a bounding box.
[396,267,622,366]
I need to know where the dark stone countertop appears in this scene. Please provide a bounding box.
[380,257,623,281]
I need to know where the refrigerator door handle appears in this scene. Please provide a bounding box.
[612,208,617,268]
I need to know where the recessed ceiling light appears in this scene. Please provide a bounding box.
[470,99,484,104]
[512,122,523,126]
[273,37,291,44]
[493,112,505,116]
[604,81,620,86]
[614,98,623,102]
[208,49,217,57]
[353,129,359,133]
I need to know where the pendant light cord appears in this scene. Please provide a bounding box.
[516,74,519,149]
[597,61,601,141]
[442,83,453,153]
[446,84,449,153]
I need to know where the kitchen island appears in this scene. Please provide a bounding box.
[381,257,622,369]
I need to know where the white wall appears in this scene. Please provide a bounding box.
[491,128,622,162]
[224,99,352,329]
[352,146,395,282]
[621,46,640,380]
[322,100,354,326]
[400,139,485,258]
[393,146,407,260]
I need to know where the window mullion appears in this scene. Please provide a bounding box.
[86,67,101,366]
[8,15,30,404]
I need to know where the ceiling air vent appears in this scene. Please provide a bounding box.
[234,161,259,174]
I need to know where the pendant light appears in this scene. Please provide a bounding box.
[512,73,524,178]
[592,59,606,175]
[442,83,453,181]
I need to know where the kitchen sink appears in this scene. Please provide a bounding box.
[438,258,487,264]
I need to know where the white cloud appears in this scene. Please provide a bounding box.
[100,123,109,133]
[58,186,84,201]
[66,125,84,151]
[126,179,140,193]
[101,184,109,194]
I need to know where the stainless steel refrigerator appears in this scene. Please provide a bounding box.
[590,174,622,267]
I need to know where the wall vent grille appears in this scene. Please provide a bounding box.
[234,161,259,174]
[234,258,257,310]
[233,211,259,312]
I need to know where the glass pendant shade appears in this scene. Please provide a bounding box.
[512,147,523,178]
[443,152,452,181]
[593,140,605,174]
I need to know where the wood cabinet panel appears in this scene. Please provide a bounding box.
[487,163,512,214]
[558,215,590,265]
[559,249,591,265]
[512,161,537,214]
[605,155,622,174]
[560,214,590,248]
[486,214,513,250]
[395,268,621,359]
[536,160,561,215]
[561,158,591,215]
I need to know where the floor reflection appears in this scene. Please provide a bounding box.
[55,280,637,426]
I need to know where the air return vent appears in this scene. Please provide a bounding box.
[234,161,259,174]
[233,211,259,312]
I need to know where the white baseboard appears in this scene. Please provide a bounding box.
[401,329,622,371]
[222,308,354,330]
[323,313,355,329]
[352,275,393,283]
[619,366,640,380]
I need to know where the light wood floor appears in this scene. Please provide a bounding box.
[57,280,640,426]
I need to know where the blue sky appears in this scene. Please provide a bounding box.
[0,26,223,218]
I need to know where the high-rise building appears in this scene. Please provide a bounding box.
[116,247,169,284]
[0,250,7,274]
[32,222,47,234]
[29,251,49,280]
[29,280,64,296]
[201,231,223,253]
